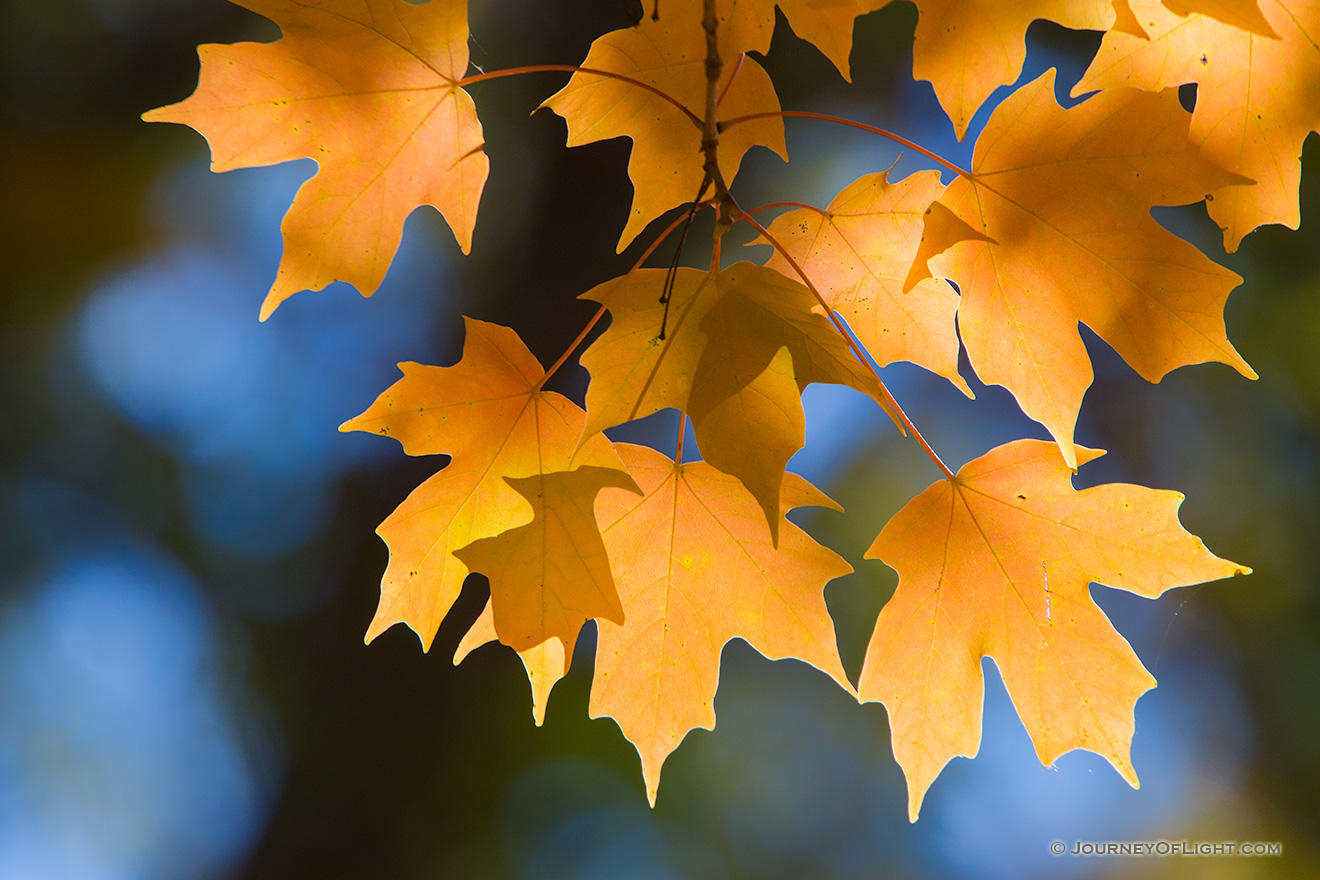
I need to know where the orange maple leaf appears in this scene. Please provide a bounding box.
[339,318,629,651]
[541,0,787,250]
[144,0,488,319]
[757,168,971,396]
[1077,0,1317,251]
[909,0,1114,139]
[592,443,853,805]
[578,263,893,540]
[455,467,638,655]
[858,439,1249,821]
[908,72,1255,468]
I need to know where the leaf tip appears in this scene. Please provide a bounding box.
[901,260,931,295]
[412,623,437,653]
[1074,446,1106,468]
[906,789,927,823]
[363,617,390,647]
[1118,759,1140,790]
[258,291,283,322]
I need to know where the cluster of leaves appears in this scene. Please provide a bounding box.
[143,0,1319,818]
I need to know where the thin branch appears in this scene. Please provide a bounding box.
[742,201,829,217]
[458,65,703,128]
[659,176,712,339]
[720,110,972,178]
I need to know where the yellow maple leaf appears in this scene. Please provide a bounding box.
[858,439,1249,821]
[144,0,488,318]
[1077,0,1318,251]
[340,318,627,651]
[593,443,853,805]
[908,71,1255,468]
[541,0,787,250]
[758,168,972,396]
[909,0,1114,139]
[578,263,893,540]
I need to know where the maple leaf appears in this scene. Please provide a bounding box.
[858,439,1249,821]
[340,318,630,651]
[541,0,787,250]
[909,0,1114,139]
[454,601,567,727]
[1076,0,1317,251]
[455,466,638,655]
[907,71,1255,468]
[757,168,972,396]
[578,262,894,540]
[774,0,889,79]
[143,0,488,319]
[592,443,853,805]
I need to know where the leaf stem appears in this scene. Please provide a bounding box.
[676,412,687,464]
[659,177,712,340]
[458,65,703,128]
[635,201,714,273]
[535,303,608,393]
[720,110,972,179]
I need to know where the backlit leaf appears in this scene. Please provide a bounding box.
[1078,0,1318,250]
[456,467,639,655]
[859,439,1249,820]
[593,443,853,804]
[144,0,489,318]
[578,263,894,539]
[758,168,971,396]
[541,0,787,250]
[340,318,628,651]
[909,0,1114,139]
[908,72,1255,467]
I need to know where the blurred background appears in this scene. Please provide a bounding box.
[1,0,1318,877]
